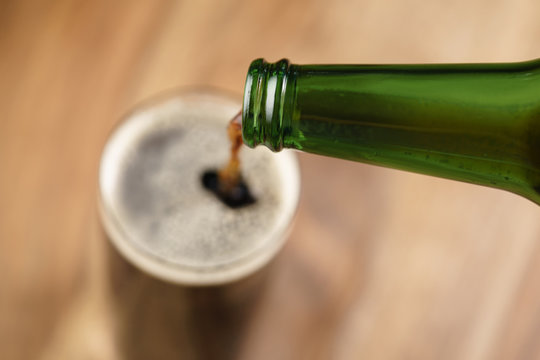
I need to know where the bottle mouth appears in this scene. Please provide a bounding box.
[242,58,292,152]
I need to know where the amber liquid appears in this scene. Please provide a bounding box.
[218,112,243,190]
[201,111,256,208]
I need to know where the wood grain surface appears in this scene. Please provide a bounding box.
[1,0,540,359]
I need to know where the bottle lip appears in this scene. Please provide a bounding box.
[242,58,265,148]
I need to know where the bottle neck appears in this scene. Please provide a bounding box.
[242,59,297,151]
[242,58,540,151]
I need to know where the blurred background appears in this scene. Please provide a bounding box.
[1,0,540,359]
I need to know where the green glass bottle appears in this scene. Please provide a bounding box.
[241,58,540,204]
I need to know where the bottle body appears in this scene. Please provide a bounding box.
[242,58,540,204]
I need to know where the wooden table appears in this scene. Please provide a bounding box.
[1,1,540,359]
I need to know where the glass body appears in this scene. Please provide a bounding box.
[99,90,300,285]
[242,58,540,204]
